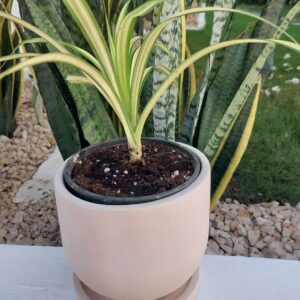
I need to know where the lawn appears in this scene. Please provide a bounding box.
[187,4,300,206]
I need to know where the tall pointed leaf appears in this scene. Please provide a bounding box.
[209,0,287,207]
[197,33,248,150]
[203,1,300,162]
[152,0,182,141]
[60,0,101,51]
[179,0,237,144]
[18,0,117,147]
[210,78,262,209]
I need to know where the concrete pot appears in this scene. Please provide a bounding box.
[54,140,210,300]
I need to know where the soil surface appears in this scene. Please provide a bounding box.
[72,142,194,197]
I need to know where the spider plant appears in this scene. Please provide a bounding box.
[0,0,299,160]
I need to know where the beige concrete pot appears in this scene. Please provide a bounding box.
[54,142,210,300]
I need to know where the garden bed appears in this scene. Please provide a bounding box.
[0,81,300,259]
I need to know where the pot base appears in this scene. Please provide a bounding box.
[73,269,199,300]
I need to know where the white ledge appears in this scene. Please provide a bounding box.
[0,244,299,300]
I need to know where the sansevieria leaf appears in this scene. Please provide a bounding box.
[197,32,248,151]
[208,0,287,208]
[152,0,182,141]
[179,0,237,145]
[203,1,300,162]
[210,77,262,209]
[18,0,117,148]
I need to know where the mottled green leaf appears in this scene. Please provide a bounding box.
[179,0,237,144]
[210,0,286,203]
[152,0,182,141]
[203,1,300,161]
[197,34,248,150]
[18,0,117,146]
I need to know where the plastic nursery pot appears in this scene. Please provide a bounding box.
[63,138,202,205]
[54,138,211,300]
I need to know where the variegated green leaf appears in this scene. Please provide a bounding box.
[197,33,248,150]
[60,0,101,51]
[179,0,237,144]
[244,0,286,75]
[203,1,300,162]
[152,0,182,141]
[210,77,262,209]
[209,0,287,207]
[31,83,44,126]
[0,2,22,137]
[18,0,117,146]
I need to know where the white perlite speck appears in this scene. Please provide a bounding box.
[104,168,110,173]
[171,170,180,178]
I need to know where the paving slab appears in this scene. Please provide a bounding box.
[14,148,63,203]
[0,244,300,300]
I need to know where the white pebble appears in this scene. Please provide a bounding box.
[123,170,128,175]
[133,181,137,186]
[285,78,300,85]
[283,62,291,68]
[271,86,281,93]
[268,73,274,80]
[271,65,277,71]
[104,167,110,173]
[264,89,271,97]
[297,66,300,71]
[283,53,291,60]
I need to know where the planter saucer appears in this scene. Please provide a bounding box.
[73,269,199,300]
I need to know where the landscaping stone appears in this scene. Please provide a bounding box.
[248,229,260,246]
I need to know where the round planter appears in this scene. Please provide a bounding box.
[54,140,210,300]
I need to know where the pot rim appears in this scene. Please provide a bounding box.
[63,138,204,205]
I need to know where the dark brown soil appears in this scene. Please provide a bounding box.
[72,141,194,197]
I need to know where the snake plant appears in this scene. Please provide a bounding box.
[0,0,24,137]
[0,0,300,206]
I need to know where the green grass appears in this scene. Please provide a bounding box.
[187,4,300,206]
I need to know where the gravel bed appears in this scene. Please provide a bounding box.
[0,81,60,246]
[1,82,300,259]
[208,199,300,260]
